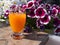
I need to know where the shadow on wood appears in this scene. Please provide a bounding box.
[24,32,49,45]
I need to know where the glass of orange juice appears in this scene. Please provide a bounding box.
[9,12,26,40]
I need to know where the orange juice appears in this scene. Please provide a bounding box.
[9,12,26,33]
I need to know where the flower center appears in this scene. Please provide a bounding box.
[39,10,42,14]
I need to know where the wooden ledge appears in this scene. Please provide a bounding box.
[0,26,49,45]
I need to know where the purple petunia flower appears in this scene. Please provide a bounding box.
[53,17,59,27]
[5,10,9,14]
[35,7,47,18]
[34,0,42,2]
[56,6,60,9]
[40,4,45,8]
[34,0,42,4]
[52,4,58,8]
[6,10,9,12]
[54,25,60,34]
[10,5,16,10]
[4,14,8,18]
[4,10,9,18]
[10,5,16,12]
[34,1,39,9]
[27,8,35,18]
[40,15,51,25]
[53,17,60,27]
[10,5,16,9]
[27,1,35,9]
[34,0,39,2]
[21,4,27,12]
[50,7,58,17]
[36,18,41,28]
[45,3,51,10]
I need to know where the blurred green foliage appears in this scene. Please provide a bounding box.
[26,17,37,29]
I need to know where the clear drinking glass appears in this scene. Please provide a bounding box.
[9,12,26,40]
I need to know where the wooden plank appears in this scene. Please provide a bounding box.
[0,26,49,45]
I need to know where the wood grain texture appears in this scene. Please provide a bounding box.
[0,26,49,45]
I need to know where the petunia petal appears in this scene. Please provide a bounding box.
[50,7,58,17]
[27,1,35,9]
[35,7,47,18]
[54,25,60,34]
[40,15,51,25]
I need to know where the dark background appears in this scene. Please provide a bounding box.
[42,0,60,5]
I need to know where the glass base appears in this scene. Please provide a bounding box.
[11,33,24,40]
